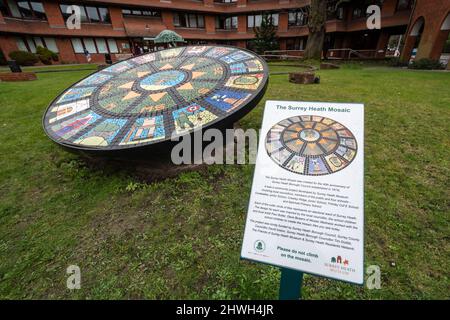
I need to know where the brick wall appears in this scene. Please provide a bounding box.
[401,0,450,61]
[0,72,37,81]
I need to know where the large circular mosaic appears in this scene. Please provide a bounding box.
[43,46,268,151]
[265,115,357,176]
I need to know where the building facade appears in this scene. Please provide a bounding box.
[0,0,448,64]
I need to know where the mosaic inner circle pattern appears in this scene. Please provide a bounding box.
[140,70,186,91]
[42,46,268,151]
[265,115,357,176]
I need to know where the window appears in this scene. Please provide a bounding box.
[397,0,413,11]
[59,4,110,24]
[107,39,119,53]
[2,1,46,20]
[352,0,383,19]
[352,8,363,19]
[248,13,278,28]
[83,38,97,53]
[98,7,109,22]
[85,6,100,23]
[15,36,59,53]
[71,38,84,53]
[216,16,238,30]
[173,13,204,28]
[327,3,344,20]
[288,9,309,26]
[286,37,305,50]
[70,38,119,54]
[43,37,58,52]
[95,38,108,53]
[121,7,161,17]
[0,1,8,16]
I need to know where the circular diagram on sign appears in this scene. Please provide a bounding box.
[42,45,268,151]
[265,115,357,176]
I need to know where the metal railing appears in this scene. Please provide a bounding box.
[264,48,380,60]
[327,48,378,60]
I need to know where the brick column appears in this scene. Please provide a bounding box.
[0,36,19,59]
[430,29,450,60]
[278,12,288,33]
[236,40,246,48]
[401,35,417,62]
[55,38,77,64]
[43,1,65,27]
[205,15,216,34]
[238,15,247,34]
[375,31,390,58]
[162,11,174,30]
[110,7,124,31]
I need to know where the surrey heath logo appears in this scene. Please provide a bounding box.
[254,240,266,252]
[330,255,349,266]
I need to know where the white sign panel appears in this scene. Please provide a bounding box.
[241,101,364,284]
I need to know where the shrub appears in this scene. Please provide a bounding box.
[8,50,39,66]
[388,57,408,67]
[409,58,444,70]
[36,46,58,64]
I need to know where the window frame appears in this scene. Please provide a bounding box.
[173,12,205,29]
[247,12,279,28]
[1,1,47,20]
[121,7,161,17]
[59,3,111,24]
[15,36,59,53]
[215,15,238,30]
[70,37,119,54]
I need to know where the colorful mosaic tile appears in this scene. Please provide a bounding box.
[120,116,165,145]
[103,61,133,73]
[205,90,251,112]
[172,104,218,134]
[76,73,112,87]
[57,87,95,104]
[43,46,268,151]
[49,99,90,123]
[74,118,127,146]
[160,47,184,59]
[50,111,100,140]
[265,116,358,176]
[230,59,264,74]
[205,47,232,58]
[225,74,264,90]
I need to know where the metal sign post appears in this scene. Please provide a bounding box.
[279,268,304,300]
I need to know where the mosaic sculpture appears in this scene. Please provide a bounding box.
[43,46,268,152]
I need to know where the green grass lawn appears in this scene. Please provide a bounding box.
[0,63,449,299]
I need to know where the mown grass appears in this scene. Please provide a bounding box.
[0,62,449,299]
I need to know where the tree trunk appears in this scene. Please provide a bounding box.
[304,0,327,60]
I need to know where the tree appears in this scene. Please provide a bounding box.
[251,14,279,54]
[303,0,350,60]
[304,0,327,60]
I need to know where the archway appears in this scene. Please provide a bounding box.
[433,12,450,67]
[402,17,425,62]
